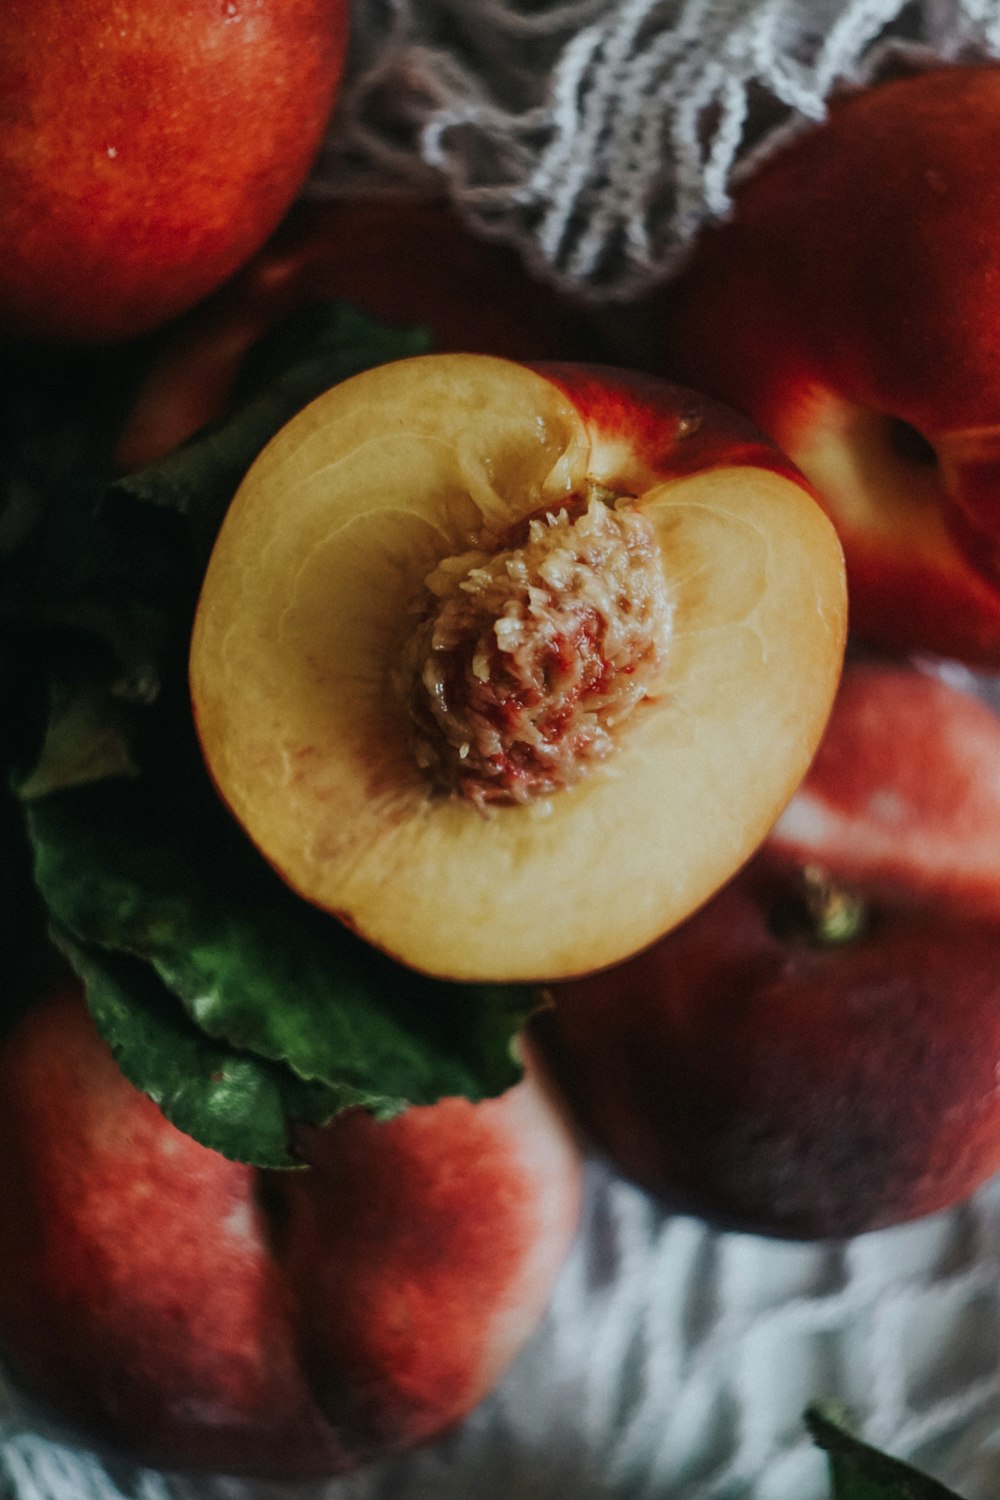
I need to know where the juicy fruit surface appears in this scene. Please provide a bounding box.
[659,65,1000,664]
[772,662,1000,912]
[190,354,847,981]
[538,663,1000,1239]
[0,0,347,341]
[0,988,581,1477]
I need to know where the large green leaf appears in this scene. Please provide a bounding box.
[1,301,432,704]
[11,301,535,1163]
[54,926,345,1168]
[808,1403,964,1500]
[25,705,535,1124]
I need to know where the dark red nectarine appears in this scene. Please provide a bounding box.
[189,353,847,982]
[658,65,1000,666]
[0,983,581,1477]
[0,0,348,342]
[536,661,1000,1239]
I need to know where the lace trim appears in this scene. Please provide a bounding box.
[312,0,1000,297]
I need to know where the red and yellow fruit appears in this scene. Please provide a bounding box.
[0,982,581,1477]
[537,662,1000,1239]
[0,0,348,342]
[190,353,847,982]
[659,65,1000,666]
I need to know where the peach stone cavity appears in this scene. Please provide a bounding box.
[399,491,671,810]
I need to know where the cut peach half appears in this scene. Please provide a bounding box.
[657,67,1000,667]
[189,354,847,982]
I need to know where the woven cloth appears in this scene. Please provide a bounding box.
[312,0,1000,297]
[6,3,1000,1498]
[7,1161,1000,1500]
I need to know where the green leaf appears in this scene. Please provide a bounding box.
[1,301,432,726]
[53,926,344,1168]
[14,669,141,798]
[0,340,152,564]
[0,472,192,708]
[24,706,535,1125]
[8,301,531,1161]
[0,784,37,1037]
[807,1402,965,1500]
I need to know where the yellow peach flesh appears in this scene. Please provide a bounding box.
[190,355,845,982]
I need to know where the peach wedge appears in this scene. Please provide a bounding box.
[189,354,847,982]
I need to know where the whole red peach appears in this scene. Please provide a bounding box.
[536,662,1000,1239]
[0,983,582,1477]
[0,0,348,343]
[658,65,1000,666]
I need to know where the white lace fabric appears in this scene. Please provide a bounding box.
[312,0,1000,297]
[8,1164,1000,1500]
[7,3,1000,1498]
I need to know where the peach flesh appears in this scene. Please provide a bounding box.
[190,354,847,982]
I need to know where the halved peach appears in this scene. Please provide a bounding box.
[190,354,847,982]
[657,66,1000,666]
